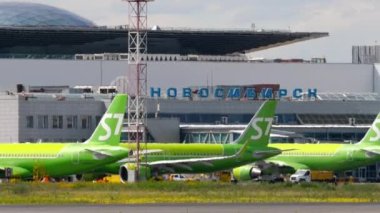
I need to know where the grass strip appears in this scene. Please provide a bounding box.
[0,181,379,205]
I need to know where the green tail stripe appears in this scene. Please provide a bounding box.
[235,100,277,149]
[86,94,127,146]
[359,113,380,145]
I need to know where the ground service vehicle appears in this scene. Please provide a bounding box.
[169,174,186,181]
[289,169,334,183]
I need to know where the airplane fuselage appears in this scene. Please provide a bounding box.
[0,143,128,178]
[103,143,280,174]
[268,143,378,172]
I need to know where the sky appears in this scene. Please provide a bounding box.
[4,0,380,62]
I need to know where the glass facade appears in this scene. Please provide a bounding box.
[166,111,372,143]
[152,111,373,143]
[157,113,310,125]
[0,2,95,28]
[181,131,367,144]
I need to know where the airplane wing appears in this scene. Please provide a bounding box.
[85,149,112,160]
[132,149,163,156]
[361,148,380,157]
[280,149,298,153]
[142,148,285,173]
[143,156,233,173]
[251,150,283,158]
[265,160,309,171]
[141,149,282,173]
[117,149,164,163]
[253,149,305,170]
[118,146,282,173]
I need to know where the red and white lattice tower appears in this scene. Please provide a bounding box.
[124,0,153,181]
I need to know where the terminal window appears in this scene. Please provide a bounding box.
[67,115,78,129]
[37,115,49,129]
[95,116,102,125]
[52,115,63,129]
[81,116,92,129]
[26,116,34,128]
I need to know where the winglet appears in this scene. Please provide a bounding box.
[86,94,127,146]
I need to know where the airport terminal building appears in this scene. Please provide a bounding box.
[0,2,380,181]
[1,60,379,181]
[1,61,379,144]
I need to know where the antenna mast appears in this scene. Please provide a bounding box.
[124,0,153,181]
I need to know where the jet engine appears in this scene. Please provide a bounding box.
[119,164,152,183]
[232,165,261,181]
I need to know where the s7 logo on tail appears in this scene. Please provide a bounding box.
[98,113,124,141]
[251,118,273,140]
[370,119,380,142]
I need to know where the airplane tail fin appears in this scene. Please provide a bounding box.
[358,113,380,145]
[86,94,127,146]
[234,100,277,149]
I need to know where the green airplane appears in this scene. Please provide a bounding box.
[0,94,129,179]
[233,113,380,181]
[98,100,282,182]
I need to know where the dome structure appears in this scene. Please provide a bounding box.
[0,2,96,28]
